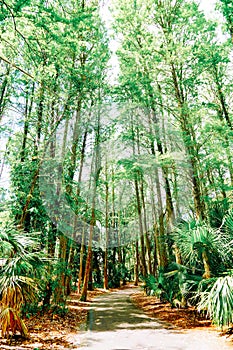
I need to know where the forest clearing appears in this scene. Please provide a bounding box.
[0,0,233,348]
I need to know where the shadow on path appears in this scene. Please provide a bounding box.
[73,288,232,350]
[87,290,167,332]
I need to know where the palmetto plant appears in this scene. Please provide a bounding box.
[222,210,233,238]
[0,276,36,338]
[0,224,43,338]
[197,274,233,328]
[172,219,233,327]
[164,263,202,307]
[172,221,229,278]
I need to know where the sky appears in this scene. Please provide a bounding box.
[199,0,217,15]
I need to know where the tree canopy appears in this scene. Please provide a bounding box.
[0,0,233,338]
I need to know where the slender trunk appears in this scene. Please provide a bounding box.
[36,84,45,149]
[93,250,102,285]
[43,221,57,309]
[149,179,158,274]
[212,63,232,130]
[173,244,182,265]
[154,222,161,270]
[132,120,147,276]
[18,96,75,228]
[172,163,181,217]
[53,233,68,303]
[147,107,174,266]
[187,146,205,220]
[80,208,95,301]
[134,177,147,276]
[65,242,75,296]
[171,62,205,220]
[80,99,101,301]
[202,250,211,279]
[218,168,227,199]
[117,210,122,263]
[134,240,139,286]
[150,106,175,230]
[18,167,40,227]
[158,212,168,269]
[104,161,109,290]
[21,83,35,162]
[77,227,86,294]
[122,247,127,285]
[153,169,168,269]
[72,124,88,293]
[88,257,93,291]
[140,177,152,275]
[48,223,57,257]
[0,65,10,121]
[66,98,82,195]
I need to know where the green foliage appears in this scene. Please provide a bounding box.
[143,275,158,296]
[217,0,233,38]
[223,210,233,237]
[142,269,180,305]
[208,199,229,228]
[0,0,233,337]
[172,221,229,274]
[197,274,233,328]
[143,264,206,309]
[0,223,45,338]
[108,262,130,288]
[108,263,121,288]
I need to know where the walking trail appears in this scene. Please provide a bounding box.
[71,288,233,350]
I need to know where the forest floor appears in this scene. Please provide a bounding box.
[0,283,232,349]
[130,290,212,329]
[0,289,107,350]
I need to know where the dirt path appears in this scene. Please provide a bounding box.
[70,288,232,350]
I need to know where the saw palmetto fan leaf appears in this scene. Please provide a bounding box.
[0,223,43,338]
[197,274,233,328]
[172,221,229,277]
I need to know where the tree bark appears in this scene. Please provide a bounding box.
[202,249,211,279]
[140,177,152,275]
[134,240,139,286]
[80,98,101,301]
[0,65,10,121]
[134,176,147,276]
[77,227,86,294]
[104,161,109,289]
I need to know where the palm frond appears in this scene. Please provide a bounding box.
[0,307,28,338]
[0,224,45,339]
[172,221,229,270]
[197,275,233,328]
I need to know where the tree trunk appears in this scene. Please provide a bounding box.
[104,161,109,289]
[153,169,168,269]
[202,250,211,279]
[77,227,86,294]
[134,240,139,286]
[80,209,95,301]
[135,176,147,276]
[140,177,152,275]
[36,83,45,149]
[212,62,232,130]
[0,65,10,121]
[80,98,101,301]
[170,62,206,220]
[21,83,35,162]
